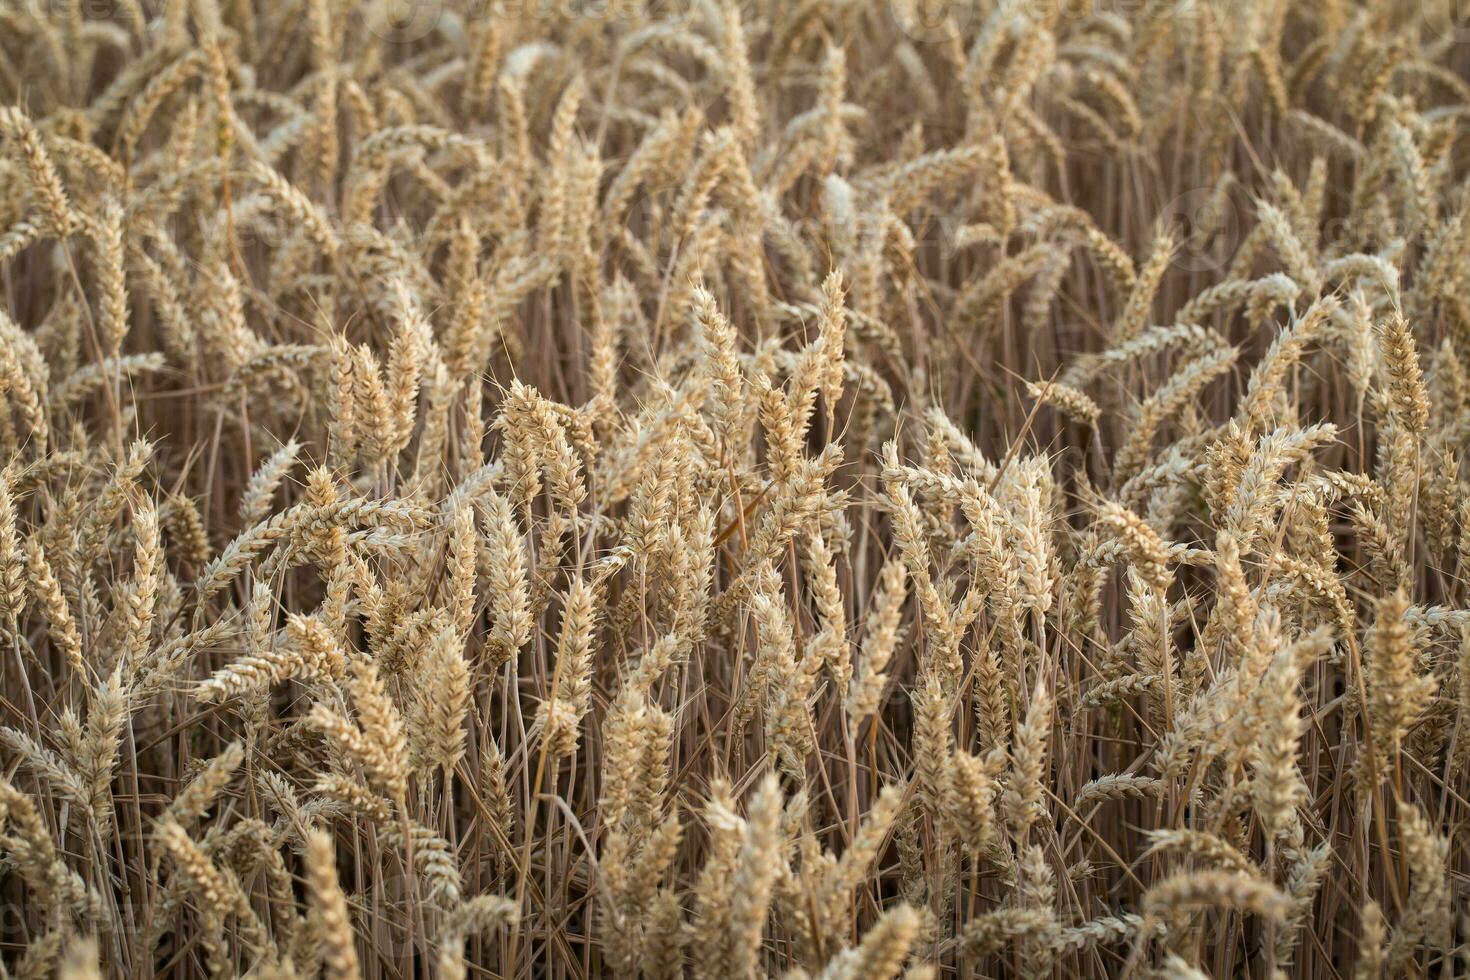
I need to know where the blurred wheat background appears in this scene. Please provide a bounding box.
[0,0,1468,976]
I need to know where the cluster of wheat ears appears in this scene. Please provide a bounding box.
[1,0,1469,977]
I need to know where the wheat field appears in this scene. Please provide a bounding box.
[0,0,1468,977]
